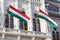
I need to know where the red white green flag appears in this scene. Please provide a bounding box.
[8,5,30,23]
[38,9,57,28]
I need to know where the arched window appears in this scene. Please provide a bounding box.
[52,31,59,40]
[33,11,41,32]
[5,14,9,28]
[56,31,59,40]
[37,19,40,32]
[19,11,28,30]
[5,14,14,28]
[19,20,23,30]
[10,15,14,28]
[19,19,28,30]
[33,18,37,31]
[24,22,28,30]
[33,18,40,32]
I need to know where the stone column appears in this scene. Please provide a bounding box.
[40,0,48,33]
[45,32,52,40]
[0,0,5,28]
[25,0,33,31]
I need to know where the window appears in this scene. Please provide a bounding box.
[33,18,36,31]
[10,15,14,28]
[33,11,40,32]
[37,19,40,32]
[48,4,59,12]
[19,20,28,30]
[5,14,9,28]
[48,12,60,18]
[24,22,28,30]
[56,31,59,40]
[33,18,40,32]
[52,31,59,40]
[19,20,23,30]
[19,11,28,30]
[5,14,14,28]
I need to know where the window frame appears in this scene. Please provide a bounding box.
[33,18,41,32]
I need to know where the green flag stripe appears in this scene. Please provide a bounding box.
[8,11,27,23]
[38,15,56,28]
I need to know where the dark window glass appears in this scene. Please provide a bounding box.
[52,31,55,40]
[24,23,28,30]
[56,31,59,40]
[48,12,60,18]
[52,31,59,40]
[33,18,37,31]
[48,4,59,12]
[5,14,9,28]
[19,10,28,30]
[19,20,23,30]
[37,19,40,32]
[33,18,40,32]
[5,14,14,28]
[10,15,14,28]
[19,20,28,30]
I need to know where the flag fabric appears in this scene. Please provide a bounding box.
[38,9,57,28]
[8,5,30,23]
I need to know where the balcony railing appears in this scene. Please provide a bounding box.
[0,28,46,38]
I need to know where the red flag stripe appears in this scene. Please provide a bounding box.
[39,9,57,23]
[39,9,48,16]
[9,5,30,20]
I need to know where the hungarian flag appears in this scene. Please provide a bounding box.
[8,5,30,23]
[38,9,57,28]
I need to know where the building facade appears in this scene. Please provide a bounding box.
[0,0,54,40]
[45,0,60,40]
